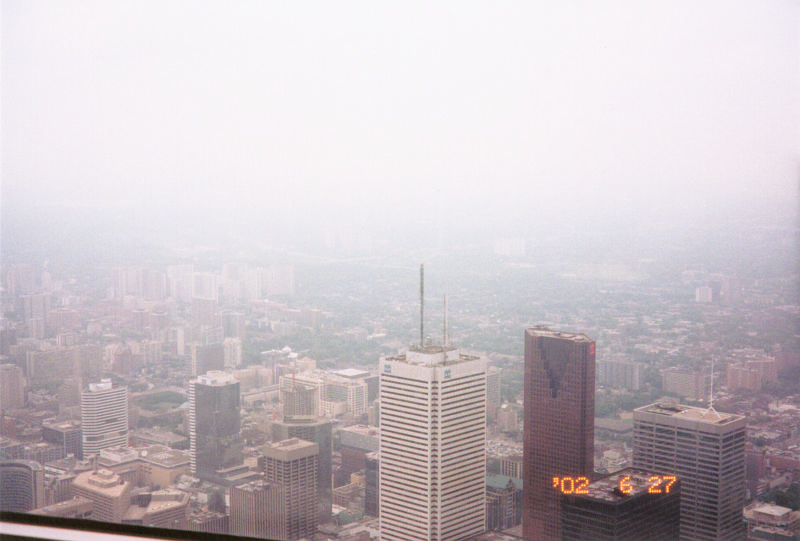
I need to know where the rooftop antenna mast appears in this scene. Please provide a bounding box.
[420,264,424,348]
[443,294,448,347]
[704,356,720,418]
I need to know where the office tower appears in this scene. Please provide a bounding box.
[523,327,595,541]
[42,420,83,460]
[70,468,131,522]
[190,342,225,377]
[0,363,26,410]
[189,371,242,482]
[486,476,520,531]
[271,415,333,522]
[379,345,487,541]
[280,381,319,416]
[633,403,746,541]
[263,438,319,540]
[81,380,129,458]
[364,451,379,517]
[486,366,502,414]
[0,460,45,512]
[560,468,680,541]
[230,478,283,538]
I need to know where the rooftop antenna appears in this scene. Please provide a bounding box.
[704,357,720,418]
[443,294,448,347]
[420,264,424,349]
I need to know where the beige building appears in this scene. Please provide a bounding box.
[31,496,94,519]
[661,367,709,401]
[70,468,132,523]
[379,346,487,541]
[122,488,189,529]
[230,478,284,539]
[264,438,319,540]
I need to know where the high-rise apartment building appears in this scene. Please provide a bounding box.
[661,368,710,401]
[523,327,595,541]
[81,380,129,458]
[633,402,746,541]
[379,345,487,541]
[263,438,319,541]
[189,371,242,482]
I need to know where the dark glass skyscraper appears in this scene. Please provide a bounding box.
[189,371,242,482]
[523,327,595,541]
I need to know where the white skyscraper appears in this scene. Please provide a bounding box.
[81,379,129,458]
[379,345,487,541]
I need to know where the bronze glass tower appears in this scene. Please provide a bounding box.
[523,327,595,541]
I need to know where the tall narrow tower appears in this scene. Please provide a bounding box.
[633,402,746,541]
[379,345,487,541]
[81,379,129,458]
[522,327,595,541]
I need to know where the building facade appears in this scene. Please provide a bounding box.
[633,402,746,541]
[271,415,332,522]
[230,478,283,538]
[189,371,242,482]
[0,460,45,512]
[379,346,487,541]
[523,327,595,541]
[263,438,319,541]
[81,380,129,458]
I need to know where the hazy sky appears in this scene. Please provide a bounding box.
[3,1,798,229]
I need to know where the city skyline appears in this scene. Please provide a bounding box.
[2,2,799,539]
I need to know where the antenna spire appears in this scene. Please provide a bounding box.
[704,357,720,418]
[443,294,448,347]
[420,264,424,348]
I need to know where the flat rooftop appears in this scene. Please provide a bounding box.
[635,402,744,425]
[526,327,593,342]
[567,469,679,503]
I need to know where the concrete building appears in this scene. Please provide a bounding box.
[379,345,487,541]
[263,438,319,540]
[597,359,644,390]
[70,468,132,523]
[743,502,800,539]
[189,370,242,482]
[561,468,680,541]
[523,328,595,541]
[30,496,94,519]
[0,363,26,410]
[81,380,129,458]
[0,459,45,512]
[661,368,710,401]
[271,415,332,522]
[42,419,82,460]
[726,359,778,392]
[121,488,189,529]
[230,478,284,538]
[633,403,746,541]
